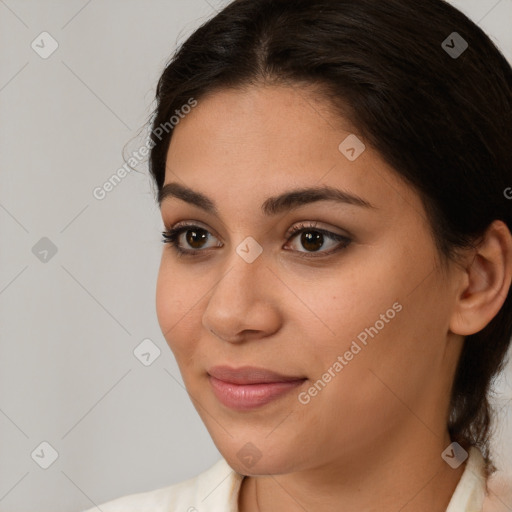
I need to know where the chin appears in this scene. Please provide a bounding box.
[212,434,304,476]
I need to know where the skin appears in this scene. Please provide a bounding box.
[155,84,512,512]
[483,471,512,512]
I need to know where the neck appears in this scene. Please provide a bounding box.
[239,427,467,512]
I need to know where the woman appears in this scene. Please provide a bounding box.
[84,0,512,510]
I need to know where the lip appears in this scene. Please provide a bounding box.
[208,366,307,410]
[208,365,305,384]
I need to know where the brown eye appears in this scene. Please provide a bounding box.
[298,231,325,252]
[286,224,351,256]
[162,224,222,256]
[184,228,210,249]
[162,222,351,259]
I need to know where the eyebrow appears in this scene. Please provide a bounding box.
[158,182,376,216]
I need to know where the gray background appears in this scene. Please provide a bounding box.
[0,1,511,511]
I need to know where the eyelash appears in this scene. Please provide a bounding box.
[161,222,352,259]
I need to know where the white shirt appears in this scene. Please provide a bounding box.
[84,446,487,511]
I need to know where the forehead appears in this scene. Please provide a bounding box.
[163,85,422,220]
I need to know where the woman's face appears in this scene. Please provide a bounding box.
[156,84,464,475]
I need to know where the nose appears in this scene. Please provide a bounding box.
[202,249,281,344]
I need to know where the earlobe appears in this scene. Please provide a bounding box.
[449,220,512,337]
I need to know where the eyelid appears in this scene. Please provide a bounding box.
[283,222,351,258]
[285,220,350,239]
[169,220,222,240]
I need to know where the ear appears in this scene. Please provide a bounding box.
[449,220,512,336]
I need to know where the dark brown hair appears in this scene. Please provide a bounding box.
[148,0,512,475]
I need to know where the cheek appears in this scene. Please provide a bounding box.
[289,262,404,361]
[307,278,449,434]
[155,262,176,337]
[155,258,200,360]
[314,241,439,354]
[296,253,442,399]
